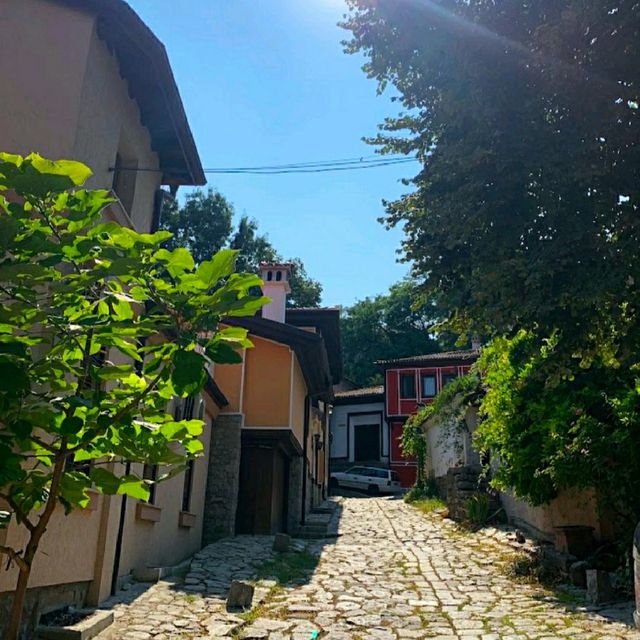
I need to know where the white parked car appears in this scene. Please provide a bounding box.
[330,466,403,495]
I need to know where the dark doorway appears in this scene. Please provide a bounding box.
[354,424,380,461]
[235,445,288,534]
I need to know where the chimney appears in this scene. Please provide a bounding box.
[471,335,482,351]
[259,262,292,323]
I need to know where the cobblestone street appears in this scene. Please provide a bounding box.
[97,497,640,640]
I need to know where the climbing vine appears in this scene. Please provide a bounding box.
[401,373,482,495]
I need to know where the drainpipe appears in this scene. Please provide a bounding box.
[110,461,130,595]
[634,521,640,629]
[300,395,310,526]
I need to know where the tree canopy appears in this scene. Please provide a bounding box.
[343,0,640,531]
[341,279,455,385]
[161,188,323,308]
[343,0,640,358]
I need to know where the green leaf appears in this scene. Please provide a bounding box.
[90,468,122,495]
[97,364,135,381]
[28,154,92,186]
[171,350,207,396]
[60,416,84,436]
[154,247,195,278]
[205,341,244,364]
[184,439,204,455]
[196,249,238,286]
[118,475,151,501]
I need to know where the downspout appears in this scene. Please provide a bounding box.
[300,395,310,526]
[322,405,328,500]
[110,461,130,595]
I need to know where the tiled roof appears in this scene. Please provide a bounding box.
[335,385,384,399]
[376,349,479,366]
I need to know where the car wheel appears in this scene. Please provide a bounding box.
[367,484,379,496]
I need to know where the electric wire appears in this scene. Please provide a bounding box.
[112,154,418,176]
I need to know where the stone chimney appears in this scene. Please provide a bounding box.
[471,336,482,351]
[259,262,292,323]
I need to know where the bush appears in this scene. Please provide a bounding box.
[404,477,439,503]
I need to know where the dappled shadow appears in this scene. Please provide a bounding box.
[531,582,637,630]
[91,502,345,638]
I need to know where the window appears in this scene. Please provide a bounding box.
[181,459,195,512]
[175,396,195,421]
[143,463,158,504]
[399,373,416,399]
[421,374,437,398]
[112,138,138,215]
[442,372,458,387]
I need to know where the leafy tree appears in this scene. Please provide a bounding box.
[342,0,640,359]
[287,258,323,309]
[343,0,640,540]
[161,189,323,308]
[341,279,449,385]
[161,188,233,265]
[0,153,266,640]
[474,333,640,530]
[229,214,278,273]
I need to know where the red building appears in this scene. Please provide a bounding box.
[378,350,479,487]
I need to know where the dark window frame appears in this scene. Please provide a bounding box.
[399,373,417,399]
[420,373,437,398]
[143,463,158,504]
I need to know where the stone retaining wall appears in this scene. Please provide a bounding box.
[437,464,498,521]
[203,413,243,542]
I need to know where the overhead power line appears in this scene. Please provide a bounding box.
[111,154,418,176]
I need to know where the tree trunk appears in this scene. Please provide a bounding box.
[4,449,67,640]
[5,563,32,640]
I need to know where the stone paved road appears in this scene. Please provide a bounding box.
[96,496,640,639]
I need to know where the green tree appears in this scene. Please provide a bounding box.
[341,279,446,385]
[162,189,323,308]
[161,188,233,265]
[0,153,266,640]
[287,258,323,309]
[343,0,640,538]
[474,333,640,531]
[229,215,278,273]
[342,0,640,358]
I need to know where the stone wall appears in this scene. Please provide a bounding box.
[202,413,243,543]
[0,580,89,639]
[437,465,498,521]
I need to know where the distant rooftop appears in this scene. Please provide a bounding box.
[376,349,479,367]
[335,385,384,399]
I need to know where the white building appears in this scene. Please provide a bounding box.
[329,386,389,468]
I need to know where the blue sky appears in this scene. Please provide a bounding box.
[128,0,418,307]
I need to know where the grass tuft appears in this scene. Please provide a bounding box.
[407,497,447,515]
[255,550,318,585]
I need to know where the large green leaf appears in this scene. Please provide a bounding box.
[154,247,195,278]
[118,475,151,501]
[171,350,207,395]
[196,249,238,286]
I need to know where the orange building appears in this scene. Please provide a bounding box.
[204,264,341,537]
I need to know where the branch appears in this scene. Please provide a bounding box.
[109,367,166,426]
[0,545,27,572]
[30,436,58,454]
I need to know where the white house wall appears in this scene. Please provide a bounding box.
[330,402,388,462]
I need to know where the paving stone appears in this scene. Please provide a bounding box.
[94,497,640,640]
